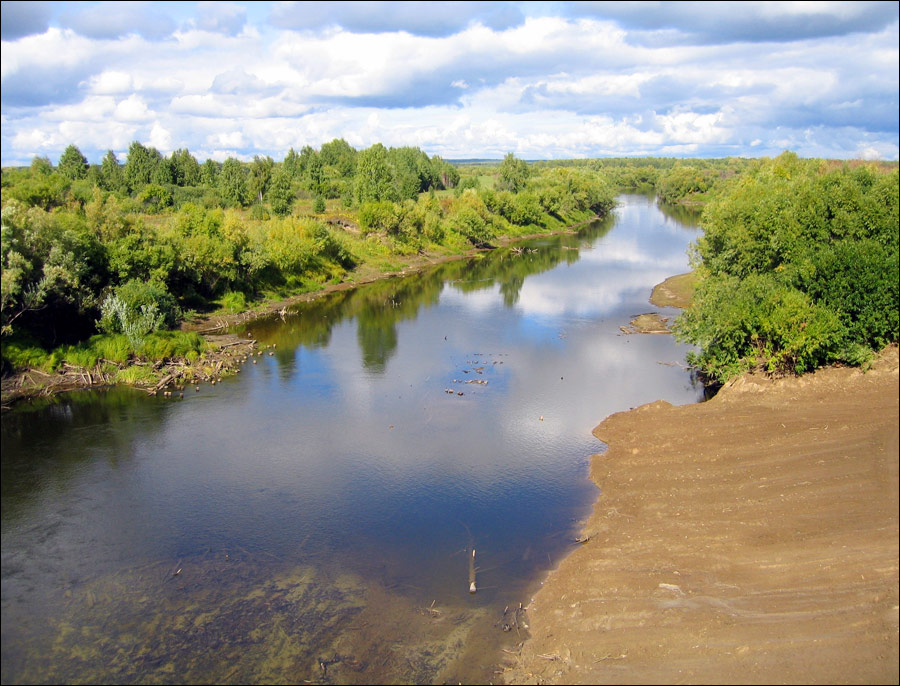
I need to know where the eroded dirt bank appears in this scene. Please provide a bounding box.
[504,346,899,685]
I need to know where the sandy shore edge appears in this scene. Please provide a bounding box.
[504,345,899,684]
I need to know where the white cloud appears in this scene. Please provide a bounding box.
[115,94,151,121]
[148,121,172,151]
[1,3,897,164]
[195,1,247,36]
[88,70,134,94]
[208,130,245,149]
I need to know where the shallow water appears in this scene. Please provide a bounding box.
[1,194,704,684]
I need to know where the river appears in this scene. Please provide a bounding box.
[1,194,704,684]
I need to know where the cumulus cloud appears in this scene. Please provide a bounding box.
[115,94,152,121]
[1,2,897,165]
[196,1,247,36]
[1,1,52,41]
[88,70,134,94]
[269,1,525,37]
[211,68,273,95]
[568,0,900,45]
[59,1,176,40]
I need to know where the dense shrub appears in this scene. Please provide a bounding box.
[675,153,899,382]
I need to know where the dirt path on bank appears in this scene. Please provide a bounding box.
[504,346,898,685]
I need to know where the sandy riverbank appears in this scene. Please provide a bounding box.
[503,345,898,684]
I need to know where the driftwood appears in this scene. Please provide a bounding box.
[469,548,477,594]
[219,339,255,349]
[151,373,175,393]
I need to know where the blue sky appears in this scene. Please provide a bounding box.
[1,1,897,166]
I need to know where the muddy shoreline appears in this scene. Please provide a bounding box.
[503,344,899,684]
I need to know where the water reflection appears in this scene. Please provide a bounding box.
[2,194,704,684]
[656,198,703,228]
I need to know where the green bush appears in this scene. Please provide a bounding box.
[1,336,52,372]
[220,290,248,314]
[676,155,898,381]
[91,334,131,363]
[675,274,843,381]
[141,331,206,361]
[803,238,899,349]
[98,279,179,333]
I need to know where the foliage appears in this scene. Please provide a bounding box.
[674,153,899,381]
[58,145,89,180]
[124,141,163,192]
[2,138,623,378]
[97,279,179,334]
[656,165,713,204]
[355,144,397,204]
[267,167,294,217]
[219,158,250,207]
[498,153,530,192]
[97,294,164,351]
[220,290,248,313]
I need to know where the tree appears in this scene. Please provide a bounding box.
[171,149,201,186]
[200,159,219,187]
[248,155,274,204]
[320,138,357,178]
[58,144,88,180]
[431,155,459,189]
[152,157,174,185]
[283,147,302,180]
[304,148,324,197]
[124,141,162,192]
[267,166,294,217]
[498,152,530,193]
[99,150,125,193]
[355,144,396,204]
[218,158,249,207]
[30,156,54,176]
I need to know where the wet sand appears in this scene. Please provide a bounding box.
[504,345,899,684]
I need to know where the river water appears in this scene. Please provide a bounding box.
[1,194,704,684]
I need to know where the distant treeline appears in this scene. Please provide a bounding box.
[1,143,614,375]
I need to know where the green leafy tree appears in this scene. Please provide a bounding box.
[8,168,70,211]
[58,144,89,180]
[248,155,275,204]
[283,147,302,180]
[674,153,899,381]
[124,141,162,192]
[137,184,173,213]
[171,149,201,187]
[304,149,324,197]
[218,158,250,207]
[200,159,220,187]
[1,202,105,341]
[267,166,295,217]
[320,138,358,178]
[355,144,396,204]
[431,155,459,189]
[498,152,530,193]
[30,156,54,176]
[99,150,125,192]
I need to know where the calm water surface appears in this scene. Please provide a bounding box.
[2,194,703,684]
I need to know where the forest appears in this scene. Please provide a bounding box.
[1,142,897,389]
